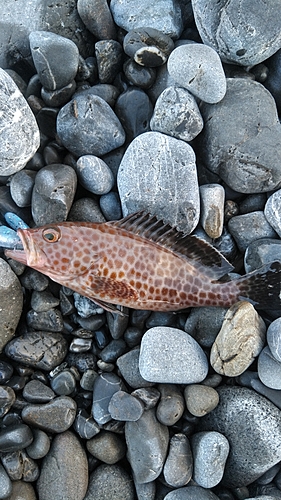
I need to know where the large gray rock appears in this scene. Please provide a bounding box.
[0,259,23,353]
[200,386,281,487]
[0,69,40,176]
[199,78,281,193]
[117,131,200,233]
[37,431,88,500]
[192,0,281,66]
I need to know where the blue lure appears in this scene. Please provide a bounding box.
[0,213,28,249]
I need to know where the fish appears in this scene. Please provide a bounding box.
[4,211,281,313]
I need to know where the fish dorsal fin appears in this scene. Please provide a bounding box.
[109,211,234,279]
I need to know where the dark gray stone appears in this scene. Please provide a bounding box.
[184,384,219,417]
[200,386,281,487]
[123,59,156,89]
[37,431,88,500]
[184,306,228,348]
[115,87,153,142]
[0,258,23,353]
[123,28,174,67]
[76,155,114,195]
[0,424,33,453]
[258,346,281,390]
[244,238,281,273]
[264,188,281,238]
[117,131,200,233]
[20,268,49,291]
[0,386,16,418]
[192,0,281,66]
[125,408,169,483]
[57,94,126,157]
[26,429,51,459]
[0,463,12,497]
[156,384,185,426]
[41,80,77,107]
[86,430,126,464]
[99,191,122,221]
[74,83,120,107]
[74,409,100,440]
[92,372,125,425]
[84,464,134,500]
[95,40,123,83]
[23,380,55,403]
[108,390,144,421]
[168,43,226,103]
[22,396,77,433]
[26,308,64,332]
[50,370,77,396]
[228,211,277,252]
[164,485,220,499]
[29,31,79,90]
[5,332,68,371]
[267,318,281,362]
[117,347,153,389]
[10,170,36,208]
[110,0,183,39]
[0,69,40,176]
[68,197,106,222]
[139,327,208,384]
[150,86,203,141]
[31,164,77,225]
[191,431,229,488]
[30,290,60,313]
[163,433,193,487]
[199,79,281,193]
[77,0,116,39]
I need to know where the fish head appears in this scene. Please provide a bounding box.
[5,222,98,282]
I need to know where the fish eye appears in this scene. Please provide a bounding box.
[42,227,61,243]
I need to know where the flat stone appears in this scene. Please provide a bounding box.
[150,86,204,141]
[92,372,125,425]
[192,0,281,66]
[29,31,79,90]
[37,431,88,500]
[139,327,208,384]
[117,131,200,233]
[210,302,266,377]
[264,188,281,237]
[108,390,144,421]
[116,347,153,389]
[191,431,229,488]
[200,386,281,487]
[125,408,169,483]
[199,78,281,193]
[0,424,33,453]
[184,306,228,348]
[0,258,23,353]
[168,43,226,103]
[0,69,40,176]
[110,0,183,39]
[22,396,77,433]
[57,94,126,157]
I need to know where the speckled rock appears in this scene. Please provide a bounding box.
[0,259,23,353]
[0,69,40,176]
[198,78,281,193]
[84,464,134,500]
[210,302,266,377]
[37,431,88,500]
[117,131,200,233]
[191,431,229,488]
[76,155,114,195]
[200,386,281,487]
[228,211,277,252]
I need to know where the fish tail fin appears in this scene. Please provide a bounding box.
[236,261,281,310]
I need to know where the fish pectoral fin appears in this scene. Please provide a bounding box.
[89,298,128,316]
[88,275,139,302]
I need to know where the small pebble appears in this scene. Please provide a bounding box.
[228,211,277,252]
[0,386,16,418]
[50,370,77,396]
[164,485,220,499]
[86,430,126,464]
[0,463,12,498]
[77,0,117,40]
[123,59,156,89]
[76,155,114,195]
[0,424,33,453]
[156,384,185,426]
[22,396,77,433]
[116,347,152,389]
[131,387,160,410]
[185,306,228,348]
[9,170,37,208]
[244,238,281,273]
[23,380,55,403]
[163,433,193,487]
[191,431,230,488]
[115,87,153,142]
[74,409,100,440]
[92,372,125,425]
[26,308,64,332]
[199,184,225,239]
[184,384,219,417]
[26,428,51,459]
[0,259,23,352]
[108,390,144,421]
[123,28,174,67]
[95,40,123,83]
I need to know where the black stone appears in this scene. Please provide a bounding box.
[115,87,153,142]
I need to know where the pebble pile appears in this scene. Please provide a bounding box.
[0,1,281,499]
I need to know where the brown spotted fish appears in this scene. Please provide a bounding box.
[5,212,281,312]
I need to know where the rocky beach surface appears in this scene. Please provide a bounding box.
[0,1,281,499]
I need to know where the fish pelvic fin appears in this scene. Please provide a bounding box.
[237,261,281,310]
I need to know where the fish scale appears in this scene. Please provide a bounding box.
[4,212,281,312]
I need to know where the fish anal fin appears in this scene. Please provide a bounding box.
[89,297,128,316]
[109,211,233,279]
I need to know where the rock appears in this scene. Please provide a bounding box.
[139,327,208,384]
[22,396,77,433]
[57,94,126,157]
[117,131,200,233]
[0,463,12,498]
[110,0,183,39]
[123,28,174,67]
[29,31,79,90]
[125,408,169,483]
[184,306,228,348]
[77,0,116,40]
[244,238,281,273]
[84,464,135,500]
[74,83,120,107]
[150,86,204,141]
[30,290,60,313]
[10,170,36,208]
[264,48,281,115]
[68,197,106,223]
[5,331,68,371]
[116,347,153,389]
[184,384,219,417]
[123,59,156,89]
[86,430,126,464]
[95,40,123,83]
[163,434,193,487]
[199,78,281,193]
[0,258,23,353]
[164,485,220,499]
[26,308,64,333]
[199,184,225,239]
[167,43,226,103]
[50,370,77,396]
[258,346,281,390]
[264,188,281,237]
[76,155,114,195]
[200,386,281,487]
[4,480,36,499]
[23,380,55,403]
[108,390,144,421]
[74,409,100,440]
[192,0,281,66]
[210,302,266,377]
[99,191,122,220]
[92,372,125,425]
[115,87,153,142]
[191,431,229,488]
[37,431,88,500]
[156,384,185,425]
[0,69,40,176]
[31,164,77,225]
[0,424,33,452]
[25,429,51,459]
[267,317,281,362]
[228,211,277,252]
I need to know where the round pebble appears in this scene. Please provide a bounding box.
[50,370,77,395]
[23,380,55,403]
[139,327,208,384]
[108,390,144,421]
[77,0,116,40]
[92,372,125,425]
[191,431,230,488]
[9,170,36,208]
[116,347,153,389]
[26,428,51,459]
[95,40,123,83]
[74,409,100,440]
[76,155,114,195]
[184,384,219,417]
[228,211,277,252]
[123,28,174,67]
[0,463,12,499]
[168,43,226,103]
[0,424,33,453]
[86,430,126,464]
[115,87,153,142]
[156,384,185,426]
[164,485,220,499]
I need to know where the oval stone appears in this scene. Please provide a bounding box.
[22,396,77,433]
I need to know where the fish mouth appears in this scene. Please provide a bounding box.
[5,229,45,267]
